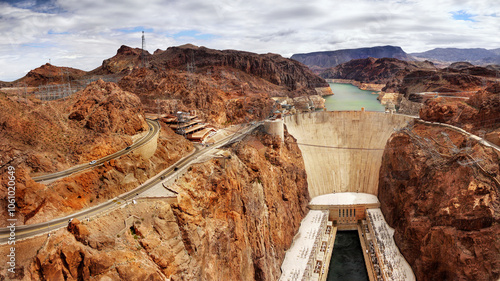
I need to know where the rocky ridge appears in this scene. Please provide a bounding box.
[320,57,436,85]
[14,63,87,87]
[150,45,328,93]
[291,45,414,73]
[411,47,500,65]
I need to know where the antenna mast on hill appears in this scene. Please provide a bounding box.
[141,31,147,68]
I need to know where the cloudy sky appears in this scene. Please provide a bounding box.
[0,0,499,81]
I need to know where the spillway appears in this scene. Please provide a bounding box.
[284,111,413,197]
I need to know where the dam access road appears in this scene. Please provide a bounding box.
[32,119,160,183]
[0,121,261,244]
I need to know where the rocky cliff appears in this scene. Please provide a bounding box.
[291,46,414,73]
[108,44,329,125]
[0,80,147,174]
[419,84,500,140]
[378,122,500,280]
[118,67,277,125]
[2,129,310,280]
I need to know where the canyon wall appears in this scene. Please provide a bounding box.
[379,123,500,280]
[1,129,309,280]
[284,111,413,197]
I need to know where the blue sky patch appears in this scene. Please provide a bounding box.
[452,10,477,22]
[48,29,69,35]
[173,30,215,40]
[116,26,154,34]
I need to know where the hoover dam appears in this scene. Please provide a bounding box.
[284,111,414,197]
[279,111,416,281]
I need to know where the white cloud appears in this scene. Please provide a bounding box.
[0,0,499,81]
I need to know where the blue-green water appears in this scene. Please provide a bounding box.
[327,231,369,281]
[325,83,384,112]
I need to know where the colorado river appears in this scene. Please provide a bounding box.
[327,231,369,281]
[325,83,384,112]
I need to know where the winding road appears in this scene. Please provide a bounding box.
[32,119,160,182]
[0,121,260,244]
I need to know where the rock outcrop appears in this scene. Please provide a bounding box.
[68,79,148,134]
[14,63,87,87]
[379,122,500,281]
[90,45,151,75]
[0,80,147,174]
[419,85,500,138]
[118,67,276,125]
[114,44,328,125]
[394,70,486,101]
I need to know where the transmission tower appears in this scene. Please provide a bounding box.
[141,31,147,67]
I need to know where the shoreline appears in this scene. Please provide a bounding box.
[326,79,385,92]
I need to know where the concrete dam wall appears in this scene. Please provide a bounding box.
[284,111,414,197]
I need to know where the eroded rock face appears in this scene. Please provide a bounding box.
[170,130,309,280]
[91,45,150,75]
[419,86,500,138]
[12,129,308,281]
[119,67,277,125]
[378,123,500,281]
[69,79,148,134]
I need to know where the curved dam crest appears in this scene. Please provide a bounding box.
[284,111,414,197]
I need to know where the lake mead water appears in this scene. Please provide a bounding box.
[325,83,384,112]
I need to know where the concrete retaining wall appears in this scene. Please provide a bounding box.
[131,129,159,160]
[285,111,413,197]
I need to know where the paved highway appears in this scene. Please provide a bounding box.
[0,122,261,243]
[32,119,160,182]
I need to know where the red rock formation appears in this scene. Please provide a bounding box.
[379,122,500,280]
[14,63,86,87]
[419,85,500,139]
[90,45,150,75]
[150,44,328,93]
[321,57,435,85]
[69,79,148,134]
[92,44,327,96]
[170,130,309,280]
[1,129,309,280]
[0,80,147,174]
[119,67,278,125]
[0,81,192,224]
